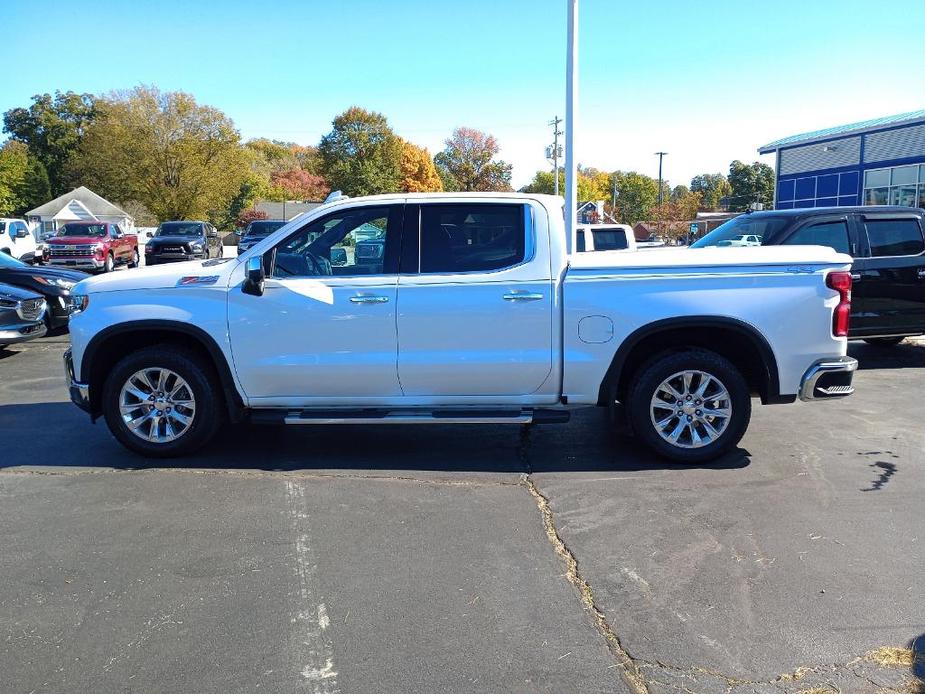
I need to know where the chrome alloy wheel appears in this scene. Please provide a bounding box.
[119,368,196,443]
[649,370,732,449]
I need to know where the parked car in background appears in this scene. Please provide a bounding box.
[46,222,138,273]
[237,220,287,253]
[716,233,762,247]
[145,221,223,265]
[0,252,87,330]
[0,282,46,346]
[576,224,637,252]
[0,218,38,263]
[692,206,925,345]
[65,193,856,463]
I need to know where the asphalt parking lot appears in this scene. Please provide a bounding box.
[1,336,923,693]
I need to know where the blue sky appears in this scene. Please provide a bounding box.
[3,0,923,189]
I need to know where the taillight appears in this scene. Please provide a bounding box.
[826,271,852,338]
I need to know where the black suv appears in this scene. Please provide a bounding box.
[692,206,925,345]
[145,221,223,265]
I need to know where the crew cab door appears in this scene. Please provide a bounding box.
[228,203,404,403]
[851,212,925,336]
[396,202,554,397]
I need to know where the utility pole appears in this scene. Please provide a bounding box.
[564,0,578,253]
[655,151,668,206]
[547,116,563,196]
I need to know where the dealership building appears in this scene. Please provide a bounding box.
[759,109,925,210]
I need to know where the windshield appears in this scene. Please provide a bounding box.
[244,221,286,238]
[0,251,27,268]
[156,222,204,237]
[59,223,107,237]
[691,215,790,248]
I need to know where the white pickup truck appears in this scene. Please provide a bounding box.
[64,193,857,462]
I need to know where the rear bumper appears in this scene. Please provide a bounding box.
[0,319,46,344]
[64,348,92,413]
[799,357,858,401]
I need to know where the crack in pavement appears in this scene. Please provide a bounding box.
[513,425,923,694]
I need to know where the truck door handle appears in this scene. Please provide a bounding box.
[917,269,925,280]
[349,295,389,304]
[851,273,862,281]
[503,292,544,302]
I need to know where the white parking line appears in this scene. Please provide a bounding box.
[284,479,339,693]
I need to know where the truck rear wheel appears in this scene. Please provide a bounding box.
[102,345,223,458]
[128,249,139,268]
[627,349,750,464]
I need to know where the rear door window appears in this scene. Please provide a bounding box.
[782,220,851,254]
[864,218,925,257]
[419,204,525,273]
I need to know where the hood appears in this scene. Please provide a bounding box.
[147,235,204,245]
[76,258,237,294]
[568,245,852,272]
[0,281,43,302]
[0,265,88,283]
[48,236,107,246]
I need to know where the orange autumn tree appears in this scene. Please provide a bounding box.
[399,141,442,192]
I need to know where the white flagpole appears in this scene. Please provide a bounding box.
[564,0,578,254]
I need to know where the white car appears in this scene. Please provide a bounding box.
[0,218,38,263]
[717,233,762,247]
[576,224,637,252]
[63,193,857,463]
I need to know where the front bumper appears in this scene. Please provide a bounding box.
[146,252,205,265]
[799,357,858,401]
[0,319,47,344]
[49,256,104,270]
[64,348,92,413]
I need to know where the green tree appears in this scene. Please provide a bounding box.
[2,91,97,196]
[73,86,247,222]
[318,107,402,196]
[690,173,732,210]
[612,171,660,224]
[0,140,50,216]
[727,161,775,212]
[434,127,512,192]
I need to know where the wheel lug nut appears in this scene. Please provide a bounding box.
[696,410,702,416]
[687,415,693,421]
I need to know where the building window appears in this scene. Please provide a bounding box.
[863,164,925,208]
[777,170,860,209]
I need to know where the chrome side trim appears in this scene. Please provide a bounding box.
[799,357,858,401]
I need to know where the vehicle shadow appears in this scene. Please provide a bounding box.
[850,340,925,370]
[0,402,750,475]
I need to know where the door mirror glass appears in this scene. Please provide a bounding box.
[243,255,266,296]
[15,227,28,239]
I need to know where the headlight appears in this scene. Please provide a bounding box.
[32,276,76,290]
[190,242,204,252]
[68,294,90,314]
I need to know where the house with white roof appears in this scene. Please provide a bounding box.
[25,186,134,239]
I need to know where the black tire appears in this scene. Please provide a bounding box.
[627,349,751,464]
[128,249,139,268]
[863,336,905,347]
[102,345,224,458]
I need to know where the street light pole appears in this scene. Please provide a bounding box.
[655,151,668,206]
[565,0,578,253]
[548,116,563,197]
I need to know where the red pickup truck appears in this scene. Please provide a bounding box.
[47,221,139,273]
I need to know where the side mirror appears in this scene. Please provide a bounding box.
[145,231,153,239]
[15,228,28,239]
[235,229,243,237]
[242,255,266,296]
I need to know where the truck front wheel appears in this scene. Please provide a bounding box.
[627,349,750,464]
[102,345,223,458]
